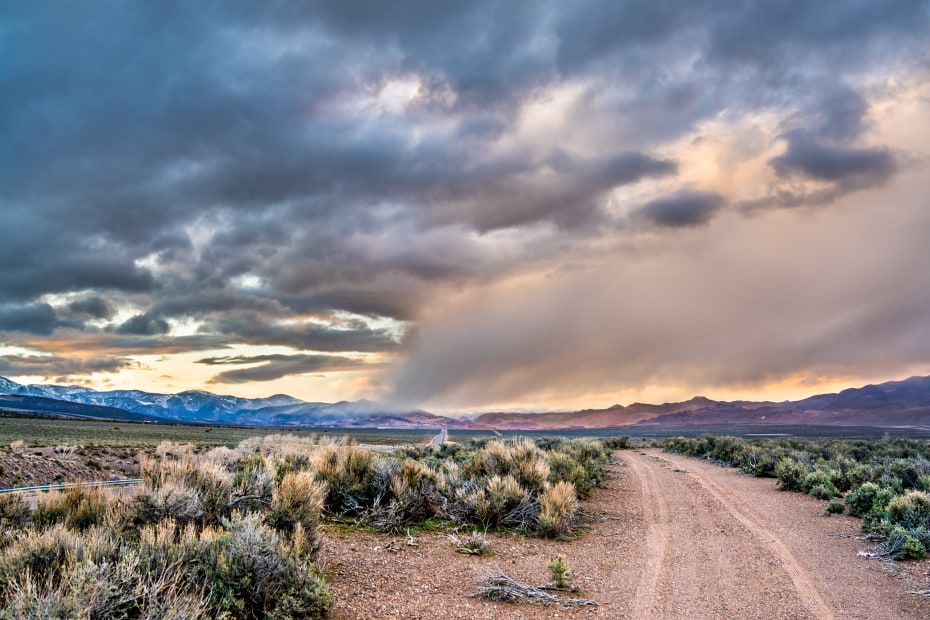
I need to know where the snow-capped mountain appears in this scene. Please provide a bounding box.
[0,376,475,428]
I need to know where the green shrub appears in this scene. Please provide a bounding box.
[266,470,326,547]
[775,458,809,492]
[826,498,845,514]
[547,554,572,588]
[809,483,836,500]
[604,436,631,449]
[886,491,930,530]
[885,525,927,559]
[845,482,895,518]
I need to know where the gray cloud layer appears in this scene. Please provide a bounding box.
[1,1,928,397]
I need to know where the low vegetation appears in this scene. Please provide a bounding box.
[663,434,930,559]
[0,433,611,617]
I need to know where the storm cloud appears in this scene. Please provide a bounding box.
[197,354,366,384]
[634,191,726,229]
[1,1,928,405]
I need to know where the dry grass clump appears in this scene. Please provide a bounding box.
[32,485,112,532]
[538,481,579,539]
[449,530,492,555]
[0,437,332,619]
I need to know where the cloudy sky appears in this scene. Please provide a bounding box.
[2,1,929,412]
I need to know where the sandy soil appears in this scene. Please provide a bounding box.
[321,449,930,619]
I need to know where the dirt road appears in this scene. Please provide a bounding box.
[323,449,930,619]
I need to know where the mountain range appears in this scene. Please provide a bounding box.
[2,375,930,430]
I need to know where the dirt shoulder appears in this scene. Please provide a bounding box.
[321,449,930,619]
[0,445,140,489]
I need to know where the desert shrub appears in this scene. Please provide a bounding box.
[548,452,589,498]
[462,439,552,493]
[0,494,31,530]
[30,496,69,531]
[184,459,234,526]
[845,482,895,518]
[826,498,845,514]
[553,439,607,498]
[266,470,327,548]
[370,459,440,530]
[30,488,109,532]
[537,481,577,539]
[740,448,780,477]
[449,531,492,555]
[604,436,631,450]
[775,458,809,492]
[0,464,331,619]
[801,472,837,499]
[0,524,81,592]
[310,442,375,515]
[883,525,927,559]
[130,479,206,527]
[886,491,930,530]
[809,483,836,500]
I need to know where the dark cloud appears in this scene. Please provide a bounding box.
[0,354,136,379]
[67,297,115,320]
[197,353,365,384]
[115,314,170,336]
[634,191,726,229]
[770,131,897,183]
[209,315,404,352]
[0,303,58,335]
[443,151,677,232]
[706,0,928,66]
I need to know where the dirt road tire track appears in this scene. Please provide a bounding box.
[680,459,835,619]
[624,450,824,618]
[626,452,671,619]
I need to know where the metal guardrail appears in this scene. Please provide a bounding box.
[0,478,143,495]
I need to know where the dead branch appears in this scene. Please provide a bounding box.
[474,567,597,608]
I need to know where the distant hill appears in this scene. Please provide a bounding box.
[0,393,166,423]
[474,375,930,429]
[3,374,930,430]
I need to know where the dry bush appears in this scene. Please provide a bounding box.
[130,479,206,527]
[538,481,578,538]
[309,441,376,515]
[238,433,320,457]
[0,494,31,530]
[267,470,327,549]
[449,530,492,555]
[32,486,113,532]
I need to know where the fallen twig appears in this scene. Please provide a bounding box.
[474,567,597,608]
